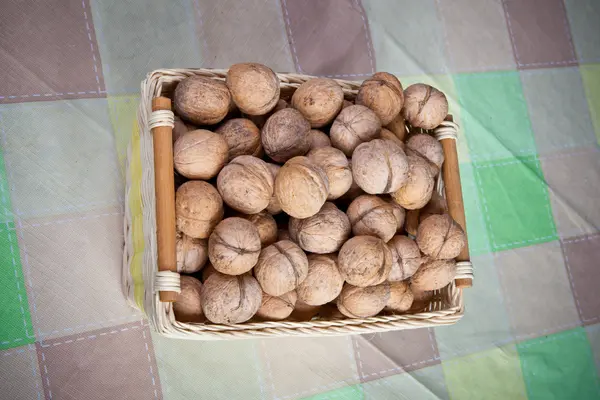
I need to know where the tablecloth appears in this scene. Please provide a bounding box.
[1,1,599,399]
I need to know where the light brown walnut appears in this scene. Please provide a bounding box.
[330,105,381,156]
[226,63,280,115]
[338,236,392,287]
[174,76,231,125]
[176,181,223,239]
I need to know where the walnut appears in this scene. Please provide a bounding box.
[356,72,404,125]
[262,108,311,163]
[173,129,228,179]
[174,76,231,125]
[226,63,280,115]
[351,139,409,194]
[291,78,344,128]
[176,181,223,239]
[254,240,309,296]
[338,236,392,287]
[336,282,391,318]
[296,254,344,306]
[201,273,262,324]
[416,214,466,259]
[402,84,448,129]
[274,156,329,218]
[347,195,397,242]
[330,105,381,156]
[216,118,262,161]
[217,155,274,214]
[208,217,261,275]
[289,202,351,254]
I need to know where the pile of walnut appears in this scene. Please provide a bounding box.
[170,63,466,325]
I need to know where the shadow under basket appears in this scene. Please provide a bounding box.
[123,68,474,340]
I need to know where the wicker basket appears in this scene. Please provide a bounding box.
[122,68,474,340]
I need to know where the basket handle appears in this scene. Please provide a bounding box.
[438,115,472,289]
[151,97,179,302]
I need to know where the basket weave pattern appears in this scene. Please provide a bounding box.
[123,68,466,339]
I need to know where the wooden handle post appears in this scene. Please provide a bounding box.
[152,97,179,302]
[440,116,472,289]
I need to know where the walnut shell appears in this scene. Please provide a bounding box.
[385,113,407,142]
[289,202,351,254]
[265,163,282,215]
[173,276,205,323]
[391,155,435,210]
[173,116,195,143]
[176,232,208,273]
[385,281,414,313]
[173,129,228,179]
[342,100,353,109]
[201,273,262,324]
[308,129,331,150]
[226,63,280,115]
[406,134,444,176]
[387,235,422,281]
[416,214,466,259]
[289,299,321,321]
[379,127,404,148]
[176,181,224,239]
[242,211,278,247]
[385,197,406,233]
[411,258,456,291]
[337,282,391,318]
[216,118,262,161]
[338,236,392,287]
[402,84,448,129]
[296,254,344,306]
[174,76,231,125]
[347,195,397,242]
[217,155,274,214]
[352,139,409,194]
[291,78,344,128]
[255,290,297,321]
[208,217,261,275]
[254,240,309,296]
[330,105,381,156]
[356,72,404,125]
[274,156,329,218]
[307,146,352,200]
[262,108,311,163]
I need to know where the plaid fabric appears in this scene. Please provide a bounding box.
[1,0,599,399]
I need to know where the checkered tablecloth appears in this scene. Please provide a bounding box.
[1,1,599,399]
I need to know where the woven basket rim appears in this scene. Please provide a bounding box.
[123,67,466,339]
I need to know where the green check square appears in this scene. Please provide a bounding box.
[517,328,600,400]
[301,385,363,400]
[460,162,491,255]
[473,157,557,251]
[454,71,537,162]
[0,221,35,350]
[442,345,528,400]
